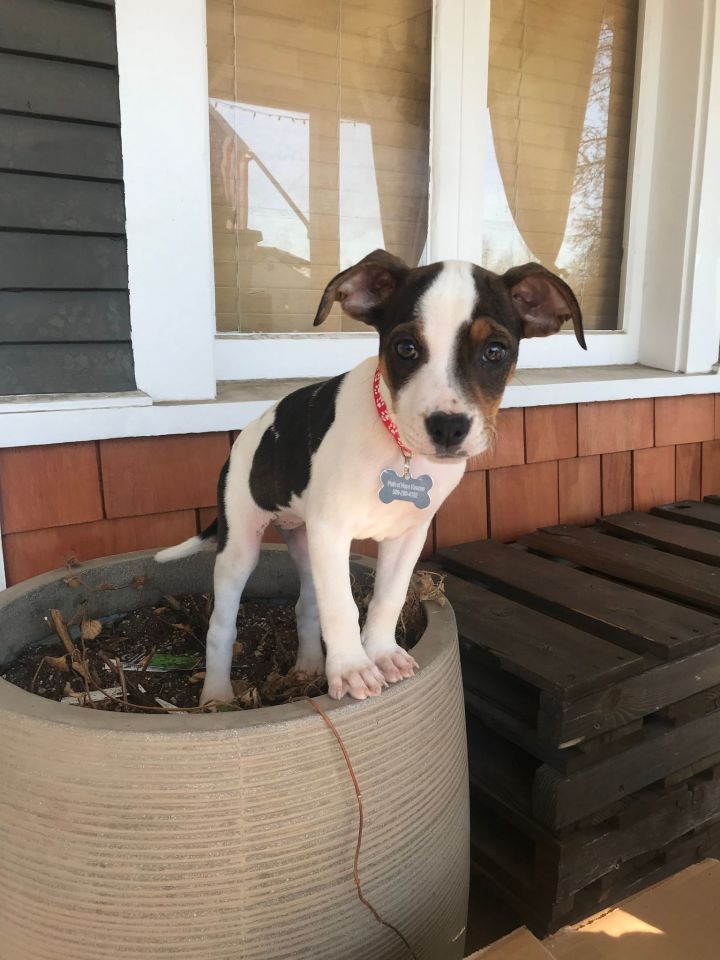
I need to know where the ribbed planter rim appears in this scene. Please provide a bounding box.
[0,545,457,734]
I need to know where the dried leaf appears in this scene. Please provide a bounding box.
[63,575,83,589]
[45,654,70,674]
[232,641,244,658]
[65,556,81,570]
[80,619,102,641]
[262,671,285,697]
[413,570,447,606]
[95,582,120,592]
[130,575,146,590]
[152,606,169,615]
[188,671,206,684]
[240,687,262,709]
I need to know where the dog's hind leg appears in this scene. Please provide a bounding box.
[200,509,268,707]
[279,525,324,676]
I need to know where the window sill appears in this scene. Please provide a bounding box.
[1,365,718,449]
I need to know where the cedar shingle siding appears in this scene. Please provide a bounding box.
[0,0,135,396]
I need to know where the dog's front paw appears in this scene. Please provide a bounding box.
[325,653,387,701]
[364,640,419,685]
[199,677,235,709]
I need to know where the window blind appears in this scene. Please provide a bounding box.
[207,0,432,333]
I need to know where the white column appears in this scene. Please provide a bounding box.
[115,0,217,400]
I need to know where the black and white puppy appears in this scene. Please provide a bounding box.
[156,251,585,706]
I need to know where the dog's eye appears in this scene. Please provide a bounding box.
[395,339,419,361]
[482,342,508,363]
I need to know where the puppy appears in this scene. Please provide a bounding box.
[156,251,585,706]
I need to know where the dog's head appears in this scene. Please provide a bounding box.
[314,250,585,462]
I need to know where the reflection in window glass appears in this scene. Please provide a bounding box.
[207,1,432,333]
[483,0,638,330]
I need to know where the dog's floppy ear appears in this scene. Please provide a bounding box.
[313,249,409,327]
[502,263,586,350]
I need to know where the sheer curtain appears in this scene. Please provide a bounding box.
[207,0,432,333]
[483,0,638,330]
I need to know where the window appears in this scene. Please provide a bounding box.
[207,0,432,334]
[104,0,720,407]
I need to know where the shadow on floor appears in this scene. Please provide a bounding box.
[465,873,522,954]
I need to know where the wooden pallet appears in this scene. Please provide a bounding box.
[435,496,720,933]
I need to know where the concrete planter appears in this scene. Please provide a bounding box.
[0,546,469,960]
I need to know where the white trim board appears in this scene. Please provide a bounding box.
[1,367,717,450]
[0,392,151,416]
[214,329,643,380]
[115,0,217,401]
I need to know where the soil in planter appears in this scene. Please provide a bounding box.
[1,571,441,714]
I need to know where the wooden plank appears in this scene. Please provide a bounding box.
[659,684,720,725]
[467,715,537,816]
[537,647,720,743]
[531,708,720,829]
[0,0,117,65]
[521,525,720,614]
[0,115,122,179]
[0,233,127,288]
[0,172,125,233]
[652,499,720,532]
[461,648,540,726]
[465,685,645,774]
[0,53,120,124]
[438,540,720,660]
[471,762,720,901]
[601,511,720,566]
[0,342,135,395]
[0,291,130,343]
[538,639,720,743]
[472,819,720,937]
[444,573,644,699]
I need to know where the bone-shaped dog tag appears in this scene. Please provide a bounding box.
[379,468,433,509]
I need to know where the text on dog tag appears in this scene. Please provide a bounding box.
[378,469,433,509]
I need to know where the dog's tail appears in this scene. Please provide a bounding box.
[154,518,218,563]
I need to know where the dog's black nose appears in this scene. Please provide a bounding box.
[425,412,471,450]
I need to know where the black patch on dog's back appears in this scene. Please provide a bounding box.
[216,458,230,552]
[249,374,346,512]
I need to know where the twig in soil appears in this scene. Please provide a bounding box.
[115,657,128,703]
[30,656,53,694]
[49,609,77,657]
[298,697,419,960]
[84,671,206,713]
[97,651,158,710]
[49,608,91,683]
[80,634,96,709]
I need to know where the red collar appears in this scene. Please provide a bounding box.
[373,368,413,460]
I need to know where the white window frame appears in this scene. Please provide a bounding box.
[111,0,720,393]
